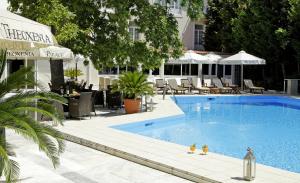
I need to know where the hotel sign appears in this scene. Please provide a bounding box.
[6,50,37,59]
[0,23,52,44]
[42,51,64,59]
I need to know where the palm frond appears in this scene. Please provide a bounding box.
[0,67,35,98]
[0,139,19,183]
[0,113,65,168]
[0,49,7,78]
[112,71,154,99]
[0,49,66,181]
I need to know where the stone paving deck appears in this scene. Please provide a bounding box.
[56,95,300,183]
[3,130,191,183]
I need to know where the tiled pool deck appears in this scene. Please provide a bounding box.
[56,95,300,183]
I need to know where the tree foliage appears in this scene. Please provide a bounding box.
[289,0,300,62]
[8,0,204,70]
[205,0,300,89]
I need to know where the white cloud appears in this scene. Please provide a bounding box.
[0,0,8,10]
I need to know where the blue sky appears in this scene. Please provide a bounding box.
[0,0,8,9]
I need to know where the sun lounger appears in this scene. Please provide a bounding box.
[181,79,192,92]
[191,78,210,94]
[203,79,213,87]
[244,79,264,94]
[167,79,186,94]
[203,79,220,94]
[155,79,166,93]
[212,78,233,94]
[222,78,240,94]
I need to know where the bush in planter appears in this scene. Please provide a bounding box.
[112,71,154,113]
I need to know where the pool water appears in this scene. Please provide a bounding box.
[112,96,300,173]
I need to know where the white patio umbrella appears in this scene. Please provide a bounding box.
[167,50,209,77]
[168,50,208,64]
[0,11,75,92]
[0,10,57,50]
[0,10,58,84]
[205,52,222,63]
[218,50,266,89]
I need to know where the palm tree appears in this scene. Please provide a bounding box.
[0,49,67,183]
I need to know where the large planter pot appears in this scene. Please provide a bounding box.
[124,99,141,114]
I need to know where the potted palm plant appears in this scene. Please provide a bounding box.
[112,71,154,114]
[64,68,83,80]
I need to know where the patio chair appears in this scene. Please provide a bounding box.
[106,86,122,109]
[91,90,97,116]
[94,90,104,106]
[39,101,65,122]
[244,79,264,94]
[191,78,210,94]
[88,84,93,90]
[212,78,233,94]
[79,81,87,91]
[69,92,93,119]
[221,77,226,85]
[167,79,186,94]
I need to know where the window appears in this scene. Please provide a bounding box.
[164,64,181,75]
[129,27,139,41]
[154,0,181,14]
[225,65,232,75]
[194,24,205,50]
[169,0,181,14]
[191,64,198,75]
[7,60,24,75]
[98,67,118,75]
[154,0,166,6]
[152,68,159,75]
[211,64,216,75]
[202,64,209,75]
[182,64,189,75]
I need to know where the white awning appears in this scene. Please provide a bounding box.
[218,50,266,65]
[0,10,57,50]
[39,46,74,60]
[6,46,74,61]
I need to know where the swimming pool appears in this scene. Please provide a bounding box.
[112,96,300,173]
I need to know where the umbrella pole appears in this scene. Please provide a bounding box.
[25,56,28,91]
[35,59,38,120]
[241,64,244,90]
[180,64,182,77]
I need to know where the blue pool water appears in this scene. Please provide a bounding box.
[112,96,300,173]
